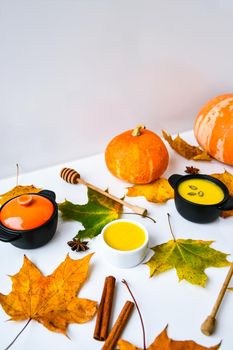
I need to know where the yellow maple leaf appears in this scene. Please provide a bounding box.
[118,326,220,350]
[0,254,97,335]
[126,178,174,203]
[210,170,233,218]
[0,185,41,207]
[162,130,212,161]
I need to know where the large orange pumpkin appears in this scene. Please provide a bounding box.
[105,125,169,184]
[194,94,233,166]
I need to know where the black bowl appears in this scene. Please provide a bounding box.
[0,190,58,249]
[168,174,233,223]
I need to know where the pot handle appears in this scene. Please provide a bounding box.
[218,196,233,211]
[39,190,56,201]
[168,174,183,189]
[0,230,21,243]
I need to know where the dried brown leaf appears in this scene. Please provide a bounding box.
[162,130,212,161]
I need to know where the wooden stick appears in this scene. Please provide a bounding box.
[101,301,134,350]
[201,263,233,336]
[60,167,147,216]
[94,276,116,341]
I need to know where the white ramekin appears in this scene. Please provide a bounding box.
[100,219,149,268]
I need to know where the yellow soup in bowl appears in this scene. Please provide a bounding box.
[103,221,146,251]
[178,178,224,205]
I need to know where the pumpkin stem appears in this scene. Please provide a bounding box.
[131,125,146,136]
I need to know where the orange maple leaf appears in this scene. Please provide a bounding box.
[0,254,97,335]
[126,178,174,203]
[0,185,41,207]
[118,326,220,350]
[210,170,233,218]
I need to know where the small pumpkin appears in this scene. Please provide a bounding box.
[194,94,233,165]
[105,125,169,184]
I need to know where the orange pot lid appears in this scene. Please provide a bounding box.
[0,194,54,230]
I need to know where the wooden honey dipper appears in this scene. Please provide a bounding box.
[201,263,233,336]
[60,168,148,216]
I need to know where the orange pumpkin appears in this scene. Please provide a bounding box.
[105,125,169,184]
[194,94,233,166]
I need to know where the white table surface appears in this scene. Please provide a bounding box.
[0,130,232,350]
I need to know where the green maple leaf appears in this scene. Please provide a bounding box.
[59,188,122,240]
[146,239,230,287]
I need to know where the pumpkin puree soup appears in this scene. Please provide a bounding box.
[178,178,224,205]
[104,221,146,251]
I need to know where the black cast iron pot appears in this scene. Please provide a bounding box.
[0,190,58,249]
[168,174,233,223]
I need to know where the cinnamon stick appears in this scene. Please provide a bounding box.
[100,276,116,340]
[94,276,116,341]
[93,277,107,340]
[101,300,134,350]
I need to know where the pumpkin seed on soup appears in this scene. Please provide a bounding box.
[189,185,198,190]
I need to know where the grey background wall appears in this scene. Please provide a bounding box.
[1,0,233,178]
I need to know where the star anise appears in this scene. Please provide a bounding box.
[185,166,200,175]
[67,238,89,252]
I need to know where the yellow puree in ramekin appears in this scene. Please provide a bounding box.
[104,221,146,251]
